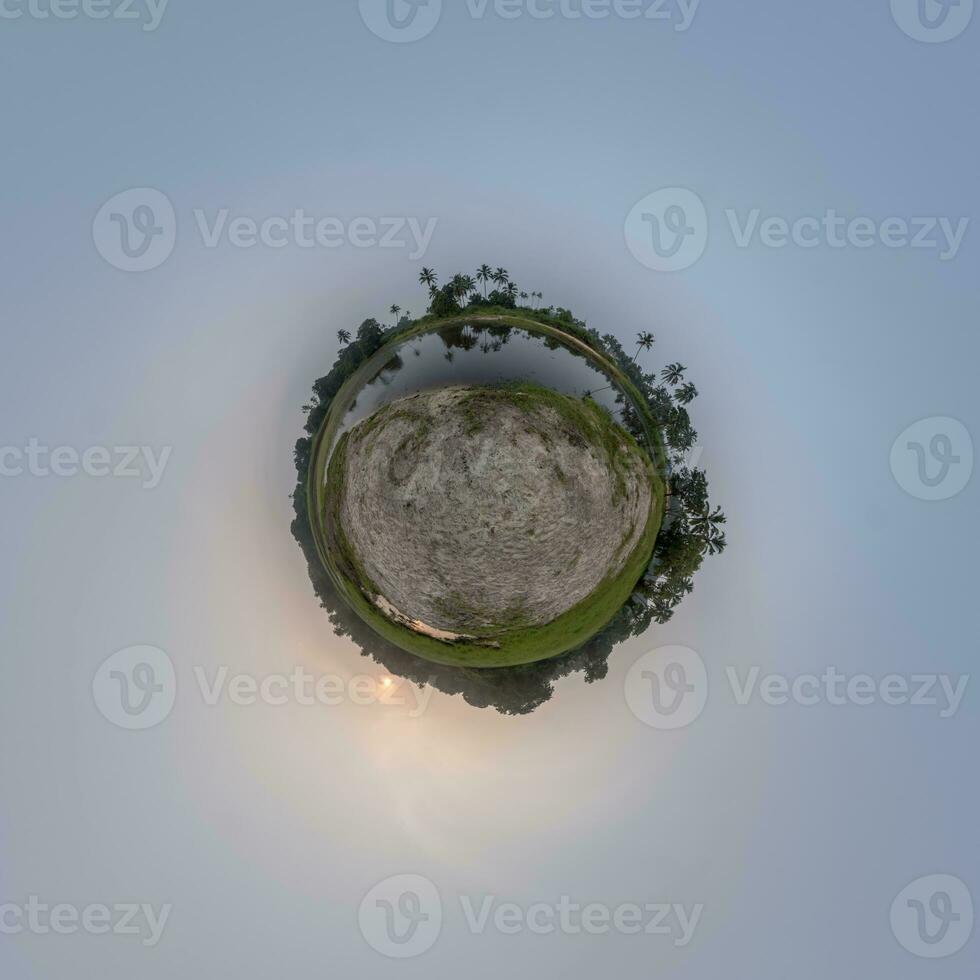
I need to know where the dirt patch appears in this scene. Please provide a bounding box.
[336,384,654,636]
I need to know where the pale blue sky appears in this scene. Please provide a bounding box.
[1,2,977,977]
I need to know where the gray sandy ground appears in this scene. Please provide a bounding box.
[337,385,653,635]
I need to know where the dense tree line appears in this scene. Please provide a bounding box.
[292,266,727,707]
[410,265,727,627]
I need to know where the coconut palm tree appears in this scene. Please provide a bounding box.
[633,331,656,362]
[390,304,401,325]
[675,382,699,405]
[492,268,510,289]
[476,264,493,297]
[583,384,614,398]
[505,282,519,303]
[661,362,687,386]
[449,273,474,308]
[689,505,726,543]
[702,526,727,556]
[337,329,351,345]
[520,291,529,305]
[419,268,438,293]
[533,291,543,309]
[667,578,695,604]
[691,504,725,531]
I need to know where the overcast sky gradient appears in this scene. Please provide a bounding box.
[1,2,977,977]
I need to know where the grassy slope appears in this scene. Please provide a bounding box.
[308,313,667,668]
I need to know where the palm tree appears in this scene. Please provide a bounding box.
[419,268,438,293]
[390,304,401,325]
[690,504,725,532]
[449,273,473,308]
[690,504,728,555]
[520,291,529,305]
[534,291,543,309]
[633,331,656,362]
[675,382,699,405]
[667,578,694,604]
[583,384,614,398]
[492,267,510,290]
[505,282,519,303]
[661,362,687,386]
[476,264,493,298]
[337,329,351,345]
[702,526,727,556]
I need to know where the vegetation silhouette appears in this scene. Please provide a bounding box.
[292,267,725,713]
[291,481,639,714]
